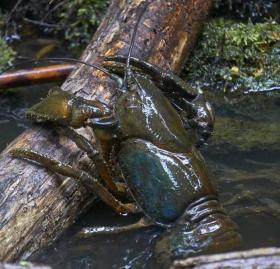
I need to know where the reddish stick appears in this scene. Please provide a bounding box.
[0,64,75,89]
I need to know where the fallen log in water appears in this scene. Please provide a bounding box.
[0,0,213,262]
[172,247,280,269]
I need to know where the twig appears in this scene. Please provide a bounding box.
[23,18,58,28]
[228,206,280,219]
[4,0,24,37]
[223,189,280,207]
[244,86,280,94]
[172,247,280,269]
[41,0,68,22]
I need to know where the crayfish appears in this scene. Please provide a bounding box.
[10,2,241,265]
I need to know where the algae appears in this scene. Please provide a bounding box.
[210,116,280,151]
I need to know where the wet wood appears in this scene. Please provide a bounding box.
[0,64,75,89]
[0,263,51,269]
[172,247,280,268]
[0,0,213,262]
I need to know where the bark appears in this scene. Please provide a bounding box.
[172,247,280,269]
[0,264,51,269]
[0,0,213,262]
[0,64,75,89]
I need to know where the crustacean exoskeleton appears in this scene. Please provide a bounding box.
[10,1,241,265]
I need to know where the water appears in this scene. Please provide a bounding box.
[0,82,279,268]
[0,36,280,268]
[0,85,49,150]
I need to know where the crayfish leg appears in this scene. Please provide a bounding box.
[104,56,197,99]
[75,217,155,239]
[10,148,138,215]
[55,126,127,197]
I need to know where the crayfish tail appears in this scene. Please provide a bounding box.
[153,196,241,267]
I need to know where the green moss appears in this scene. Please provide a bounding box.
[2,0,108,49]
[0,9,15,71]
[58,0,109,48]
[0,37,16,72]
[184,18,280,94]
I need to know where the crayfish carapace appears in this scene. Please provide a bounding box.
[10,1,241,266]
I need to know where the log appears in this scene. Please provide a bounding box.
[0,263,51,269]
[0,64,75,89]
[172,247,280,269]
[0,0,214,262]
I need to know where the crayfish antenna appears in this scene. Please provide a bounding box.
[122,1,149,91]
[0,56,123,86]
